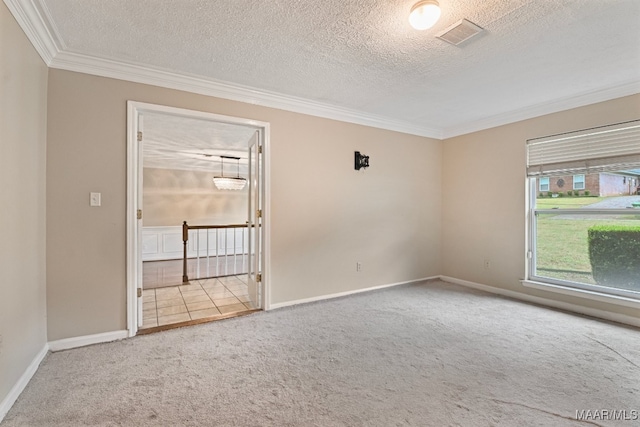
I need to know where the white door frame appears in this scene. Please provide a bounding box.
[126,101,271,337]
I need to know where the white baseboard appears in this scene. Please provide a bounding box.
[269,276,439,310]
[440,276,640,328]
[0,344,49,423]
[0,330,129,422]
[48,330,129,352]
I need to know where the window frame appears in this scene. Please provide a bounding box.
[573,174,585,190]
[526,178,639,303]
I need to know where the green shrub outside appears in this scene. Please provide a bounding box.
[585,190,590,196]
[558,192,564,197]
[547,192,553,198]
[588,225,640,288]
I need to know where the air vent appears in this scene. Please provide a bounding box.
[436,19,484,46]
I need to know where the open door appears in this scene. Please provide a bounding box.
[247,130,262,309]
[128,101,270,335]
[136,114,144,327]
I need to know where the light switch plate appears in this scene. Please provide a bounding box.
[90,192,101,207]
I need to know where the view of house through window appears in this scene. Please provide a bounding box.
[527,120,640,299]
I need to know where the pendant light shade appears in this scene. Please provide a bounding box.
[213,156,246,191]
[409,0,441,30]
[212,176,246,191]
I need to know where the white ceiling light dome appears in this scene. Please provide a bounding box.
[409,0,442,30]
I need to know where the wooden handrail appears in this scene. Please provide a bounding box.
[185,223,249,230]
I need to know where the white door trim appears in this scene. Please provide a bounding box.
[126,101,271,336]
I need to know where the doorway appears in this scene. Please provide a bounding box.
[126,101,270,336]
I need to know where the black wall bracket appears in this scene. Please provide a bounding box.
[355,151,370,170]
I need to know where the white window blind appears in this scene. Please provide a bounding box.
[526,120,640,177]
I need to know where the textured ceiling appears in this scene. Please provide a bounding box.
[142,112,256,173]
[22,0,640,136]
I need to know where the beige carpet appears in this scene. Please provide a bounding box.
[3,280,639,426]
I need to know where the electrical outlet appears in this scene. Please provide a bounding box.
[356,262,362,272]
[483,259,491,269]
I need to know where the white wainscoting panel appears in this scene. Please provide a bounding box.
[142,233,159,256]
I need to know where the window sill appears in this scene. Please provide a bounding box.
[521,280,640,309]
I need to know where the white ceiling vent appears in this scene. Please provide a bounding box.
[436,19,484,46]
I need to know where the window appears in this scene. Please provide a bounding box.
[526,120,640,301]
[539,177,549,192]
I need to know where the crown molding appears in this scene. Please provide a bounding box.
[442,80,640,139]
[3,0,58,64]
[46,48,640,142]
[49,50,444,139]
[6,1,442,139]
[7,0,639,141]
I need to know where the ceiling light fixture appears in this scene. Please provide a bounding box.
[213,156,246,191]
[409,0,441,30]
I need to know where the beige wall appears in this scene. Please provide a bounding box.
[442,94,640,320]
[0,2,48,409]
[46,69,442,340]
[143,167,247,227]
[4,0,638,413]
[41,26,639,344]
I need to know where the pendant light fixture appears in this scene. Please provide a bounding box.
[409,0,441,30]
[213,156,246,191]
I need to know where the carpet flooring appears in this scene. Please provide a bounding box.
[3,280,639,426]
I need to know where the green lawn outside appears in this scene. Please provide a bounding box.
[536,196,604,209]
[535,216,640,284]
[534,197,640,293]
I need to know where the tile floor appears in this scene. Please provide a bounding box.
[141,274,257,329]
